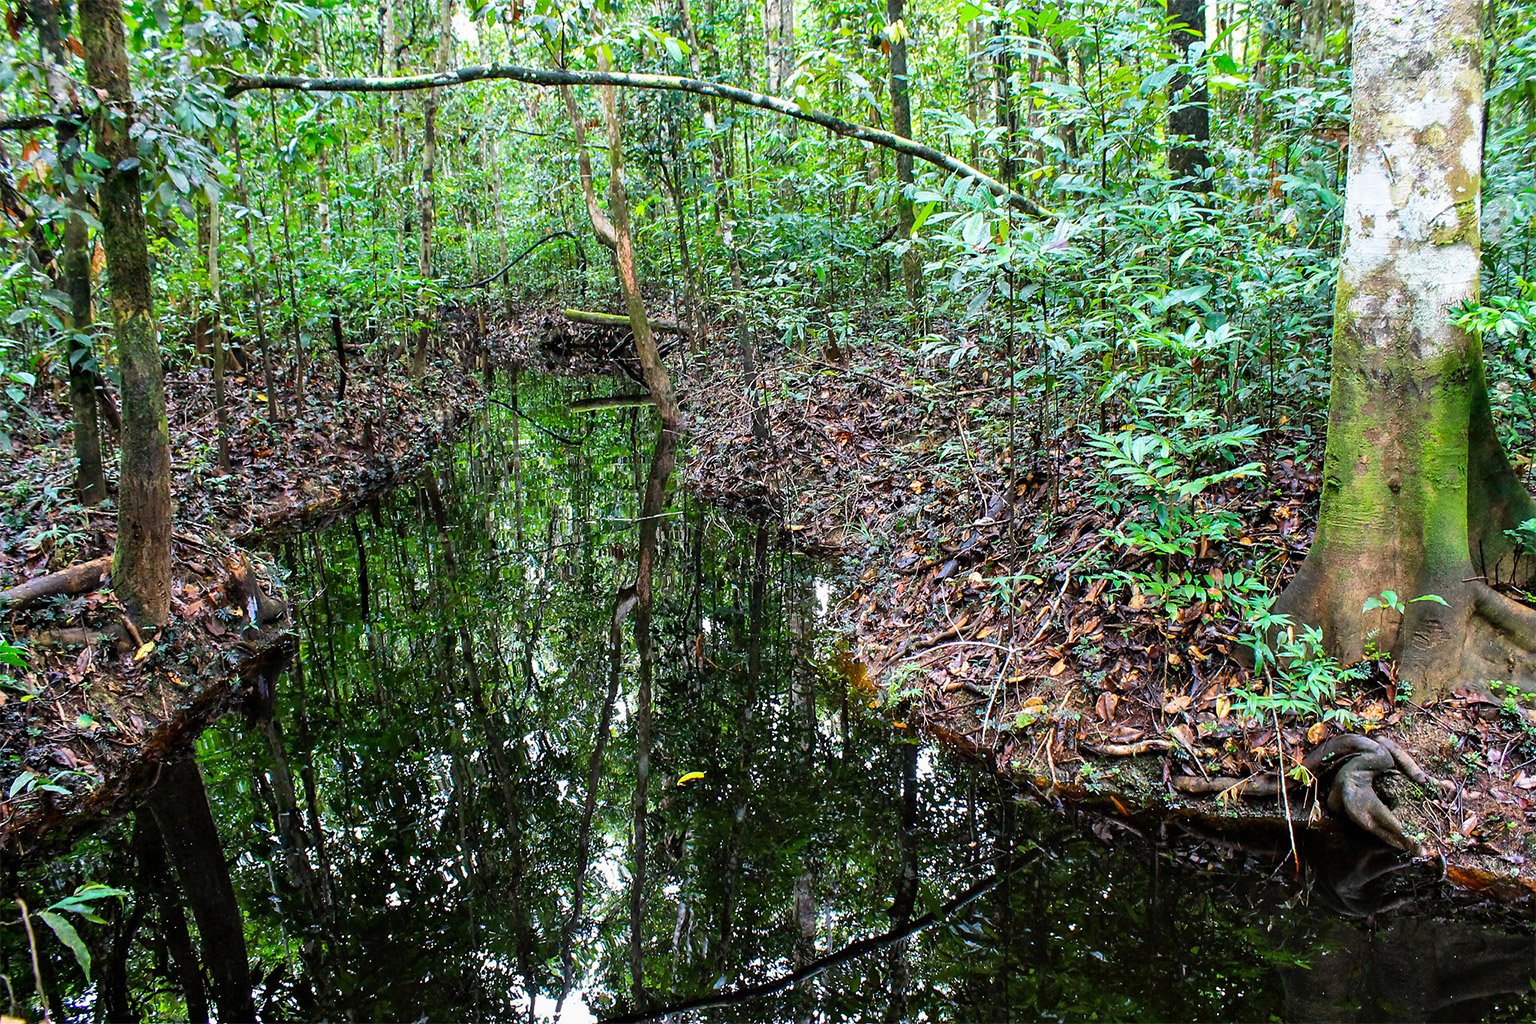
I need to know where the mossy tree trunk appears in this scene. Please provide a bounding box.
[1275,0,1536,698]
[79,0,172,629]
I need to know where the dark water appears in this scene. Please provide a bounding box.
[12,375,1536,1022]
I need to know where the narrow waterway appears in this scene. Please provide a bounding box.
[12,374,1535,1022]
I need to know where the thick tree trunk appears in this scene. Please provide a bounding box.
[1275,0,1536,698]
[79,0,172,629]
[1167,0,1210,193]
[886,0,921,300]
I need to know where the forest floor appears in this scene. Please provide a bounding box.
[0,340,489,865]
[677,327,1536,899]
[4,300,1533,898]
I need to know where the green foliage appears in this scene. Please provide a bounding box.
[1085,407,1264,615]
[1235,616,1365,727]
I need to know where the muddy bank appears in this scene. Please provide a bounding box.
[676,336,1536,894]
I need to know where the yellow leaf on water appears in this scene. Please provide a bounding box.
[676,771,706,786]
[133,642,155,661]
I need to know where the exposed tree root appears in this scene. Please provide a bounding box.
[1171,774,1293,798]
[1302,734,1455,855]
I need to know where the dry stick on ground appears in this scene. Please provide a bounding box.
[219,65,1052,217]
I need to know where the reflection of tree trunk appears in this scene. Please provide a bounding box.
[1282,917,1536,1021]
[717,526,769,969]
[132,814,209,1024]
[630,426,679,1009]
[558,579,638,1009]
[145,756,254,1023]
[252,705,338,1009]
[884,741,919,1021]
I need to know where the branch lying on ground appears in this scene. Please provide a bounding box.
[0,557,111,610]
[562,308,687,335]
[219,65,1051,217]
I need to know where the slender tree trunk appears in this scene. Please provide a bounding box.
[1274,0,1536,697]
[79,0,172,628]
[62,208,107,504]
[411,0,455,379]
[681,0,770,442]
[233,130,281,421]
[561,50,682,427]
[886,0,921,300]
[764,0,794,92]
[207,188,231,470]
[1167,0,1211,193]
[28,0,107,505]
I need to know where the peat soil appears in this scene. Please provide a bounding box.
[0,322,509,864]
[677,329,1536,896]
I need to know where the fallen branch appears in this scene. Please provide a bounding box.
[0,557,111,610]
[568,394,656,413]
[1171,774,1294,798]
[220,65,1051,217]
[562,308,688,335]
[450,230,586,289]
[1081,738,1174,757]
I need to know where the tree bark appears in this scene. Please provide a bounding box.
[79,0,172,629]
[1167,0,1211,193]
[886,0,921,300]
[1274,0,1536,698]
[411,0,455,379]
[27,0,107,505]
[764,0,794,92]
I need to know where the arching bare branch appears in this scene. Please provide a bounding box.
[221,64,1052,218]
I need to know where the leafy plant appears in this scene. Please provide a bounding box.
[1235,615,1365,727]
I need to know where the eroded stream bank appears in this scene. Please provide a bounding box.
[5,373,1534,1022]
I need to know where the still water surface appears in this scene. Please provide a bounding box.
[21,375,1536,1021]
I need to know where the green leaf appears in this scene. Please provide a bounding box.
[38,910,91,980]
[1409,594,1450,606]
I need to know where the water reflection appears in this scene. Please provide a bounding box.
[6,375,1534,1023]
